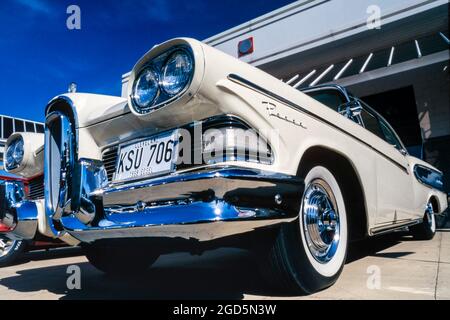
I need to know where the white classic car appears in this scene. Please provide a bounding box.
[0,133,75,266]
[9,38,448,294]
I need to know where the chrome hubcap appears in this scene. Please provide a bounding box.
[0,235,16,258]
[426,202,436,232]
[302,180,340,263]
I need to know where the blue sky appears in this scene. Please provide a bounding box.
[0,0,295,122]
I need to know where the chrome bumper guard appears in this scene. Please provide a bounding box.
[60,167,304,243]
[0,180,38,240]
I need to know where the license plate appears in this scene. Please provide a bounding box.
[113,130,178,182]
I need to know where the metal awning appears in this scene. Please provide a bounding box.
[285,31,449,89]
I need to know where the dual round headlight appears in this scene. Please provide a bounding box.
[133,67,160,110]
[6,137,24,171]
[161,50,193,96]
[131,49,194,113]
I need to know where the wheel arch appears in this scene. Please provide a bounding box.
[297,145,369,241]
[428,195,440,213]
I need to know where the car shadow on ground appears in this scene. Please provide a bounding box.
[346,232,413,263]
[8,247,85,267]
[1,249,261,300]
[0,231,423,300]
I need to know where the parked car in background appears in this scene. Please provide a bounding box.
[8,38,448,294]
[0,117,68,267]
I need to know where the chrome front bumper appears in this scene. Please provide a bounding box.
[0,180,38,240]
[59,167,304,243]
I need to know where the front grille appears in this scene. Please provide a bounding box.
[28,176,44,200]
[100,116,260,183]
[102,147,118,182]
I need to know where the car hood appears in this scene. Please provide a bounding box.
[47,93,128,129]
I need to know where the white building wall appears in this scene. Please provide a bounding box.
[205,0,448,66]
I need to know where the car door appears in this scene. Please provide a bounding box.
[359,102,415,224]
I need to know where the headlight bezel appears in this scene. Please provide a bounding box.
[5,136,25,171]
[129,45,195,115]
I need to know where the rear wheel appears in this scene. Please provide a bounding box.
[0,236,26,267]
[410,201,436,240]
[258,166,348,294]
[84,243,159,276]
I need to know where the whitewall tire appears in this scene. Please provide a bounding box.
[299,166,348,278]
[258,165,348,294]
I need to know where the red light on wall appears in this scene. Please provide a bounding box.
[238,37,254,57]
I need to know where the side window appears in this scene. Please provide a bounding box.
[360,108,384,139]
[305,90,347,112]
[379,120,403,150]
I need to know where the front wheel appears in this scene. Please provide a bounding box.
[258,166,348,294]
[410,201,436,240]
[84,243,160,276]
[0,236,26,267]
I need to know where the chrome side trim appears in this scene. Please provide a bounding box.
[370,219,422,235]
[228,74,409,174]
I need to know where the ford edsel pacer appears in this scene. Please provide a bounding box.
[0,133,71,266]
[8,38,447,294]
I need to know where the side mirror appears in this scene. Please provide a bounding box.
[338,101,362,119]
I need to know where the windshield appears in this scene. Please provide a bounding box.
[304,89,348,112]
[355,98,408,154]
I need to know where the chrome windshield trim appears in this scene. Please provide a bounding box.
[300,84,352,102]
